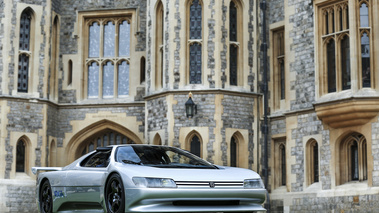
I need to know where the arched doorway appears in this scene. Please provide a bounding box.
[65,119,142,163]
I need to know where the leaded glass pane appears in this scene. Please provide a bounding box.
[327,39,336,93]
[118,61,129,96]
[16,140,25,172]
[361,33,370,87]
[119,20,131,57]
[104,21,115,57]
[18,54,29,92]
[89,22,100,58]
[189,43,202,84]
[229,1,237,42]
[20,11,31,51]
[280,145,286,186]
[341,36,351,90]
[110,133,115,145]
[103,135,108,147]
[103,61,114,98]
[325,13,329,35]
[88,143,94,152]
[190,135,201,157]
[88,62,99,98]
[116,135,121,145]
[230,45,238,86]
[230,137,237,167]
[360,3,369,28]
[280,59,285,100]
[97,138,101,147]
[313,143,319,183]
[190,0,202,39]
[351,142,359,181]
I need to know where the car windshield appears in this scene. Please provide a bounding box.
[116,145,217,169]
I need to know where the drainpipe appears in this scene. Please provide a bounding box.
[260,0,270,212]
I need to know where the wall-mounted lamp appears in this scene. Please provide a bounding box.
[185,92,197,118]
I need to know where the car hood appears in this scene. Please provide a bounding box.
[113,163,261,181]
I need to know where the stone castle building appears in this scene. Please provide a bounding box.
[0,0,378,212]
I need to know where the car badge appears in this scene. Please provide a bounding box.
[209,182,215,188]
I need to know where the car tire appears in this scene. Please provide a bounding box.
[39,180,53,213]
[105,173,125,213]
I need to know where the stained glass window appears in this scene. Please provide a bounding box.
[103,61,114,98]
[360,2,371,88]
[18,10,32,93]
[189,0,202,84]
[341,35,350,90]
[230,1,237,42]
[18,54,29,93]
[190,0,202,40]
[88,62,99,98]
[361,33,370,87]
[89,22,100,58]
[104,21,115,57]
[119,20,130,57]
[87,18,131,99]
[327,39,336,93]
[190,43,202,84]
[19,11,31,51]
[230,45,238,86]
[118,61,129,97]
[360,3,369,28]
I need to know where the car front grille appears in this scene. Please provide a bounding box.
[175,181,243,188]
[173,200,240,206]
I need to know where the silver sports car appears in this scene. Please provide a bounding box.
[32,145,266,213]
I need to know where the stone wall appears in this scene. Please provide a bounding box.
[290,195,379,212]
[5,101,44,178]
[221,95,255,168]
[0,179,38,213]
[290,113,322,192]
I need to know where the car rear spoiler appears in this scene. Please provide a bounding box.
[31,167,62,175]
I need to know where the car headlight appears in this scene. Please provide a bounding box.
[244,179,265,189]
[132,177,177,188]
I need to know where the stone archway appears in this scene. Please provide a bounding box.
[65,119,142,162]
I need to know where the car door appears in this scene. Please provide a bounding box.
[62,151,111,204]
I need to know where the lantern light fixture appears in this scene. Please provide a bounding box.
[185,92,197,118]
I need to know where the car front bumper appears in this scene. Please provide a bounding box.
[124,187,266,212]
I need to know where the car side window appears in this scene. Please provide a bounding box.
[81,151,111,168]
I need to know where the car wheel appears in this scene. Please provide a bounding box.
[105,173,125,213]
[39,180,53,213]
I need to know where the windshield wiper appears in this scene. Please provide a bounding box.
[122,160,143,165]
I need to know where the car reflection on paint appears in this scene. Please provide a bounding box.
[32,144,267,213]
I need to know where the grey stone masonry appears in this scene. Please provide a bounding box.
[371,118,379,186]
[0,0,4,95]
[221,95,255,169]
[4,181,38,213]
[290,112,323,192]
[289,194,379,212]
[172,93,217,163]
[288,0,315,111]
[147,96,168,144]
[320,128,331,190]
[5,101,44,178]
[268,0,285,25]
